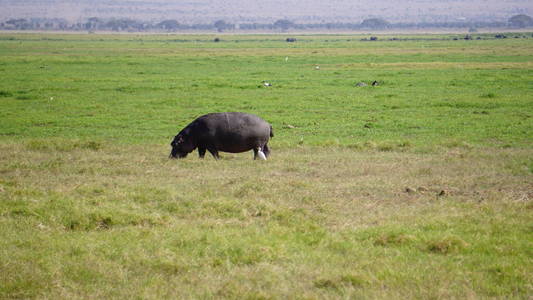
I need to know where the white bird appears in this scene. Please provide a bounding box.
[263,81,272,87]
[257,148,267,160]
[315,65,320,70]
[285,56,289,62]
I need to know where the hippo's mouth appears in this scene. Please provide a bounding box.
[169,151,188,159]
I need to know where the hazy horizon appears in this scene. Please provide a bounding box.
[1,0,532,24]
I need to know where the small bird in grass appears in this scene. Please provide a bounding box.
[263,81,272,87]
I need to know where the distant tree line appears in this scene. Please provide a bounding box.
[0,15,531,32]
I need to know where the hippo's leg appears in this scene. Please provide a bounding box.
[207,147,220,160]
[198,147,206,158]
[262,144,270,158]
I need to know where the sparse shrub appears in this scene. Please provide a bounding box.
[67,219,82,230]
[346,143,363,150]
[115,86,134,93]
[92,215,113,230]
[81,141,102,151]
[314,278,339,290]
[480,92,496,98]
[426,235,468,254]
[377,143,394,152]
[374,232,416,246]
[340,274,367,287]
[0,90,13,97]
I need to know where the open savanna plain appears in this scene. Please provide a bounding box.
[0,33,532,299]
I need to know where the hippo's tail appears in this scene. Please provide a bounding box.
[269,125,274,138]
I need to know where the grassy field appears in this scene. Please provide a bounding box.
[0,32,532,299]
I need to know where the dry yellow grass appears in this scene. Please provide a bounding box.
[1,140,531,298]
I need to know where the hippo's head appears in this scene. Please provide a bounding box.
[169,134,195,159]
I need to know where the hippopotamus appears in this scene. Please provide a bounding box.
[169,112,273,160]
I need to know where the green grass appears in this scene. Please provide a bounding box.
[0,33,532,299]
[0,33,531,148]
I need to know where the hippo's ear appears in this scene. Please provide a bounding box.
[171,135,182,147]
